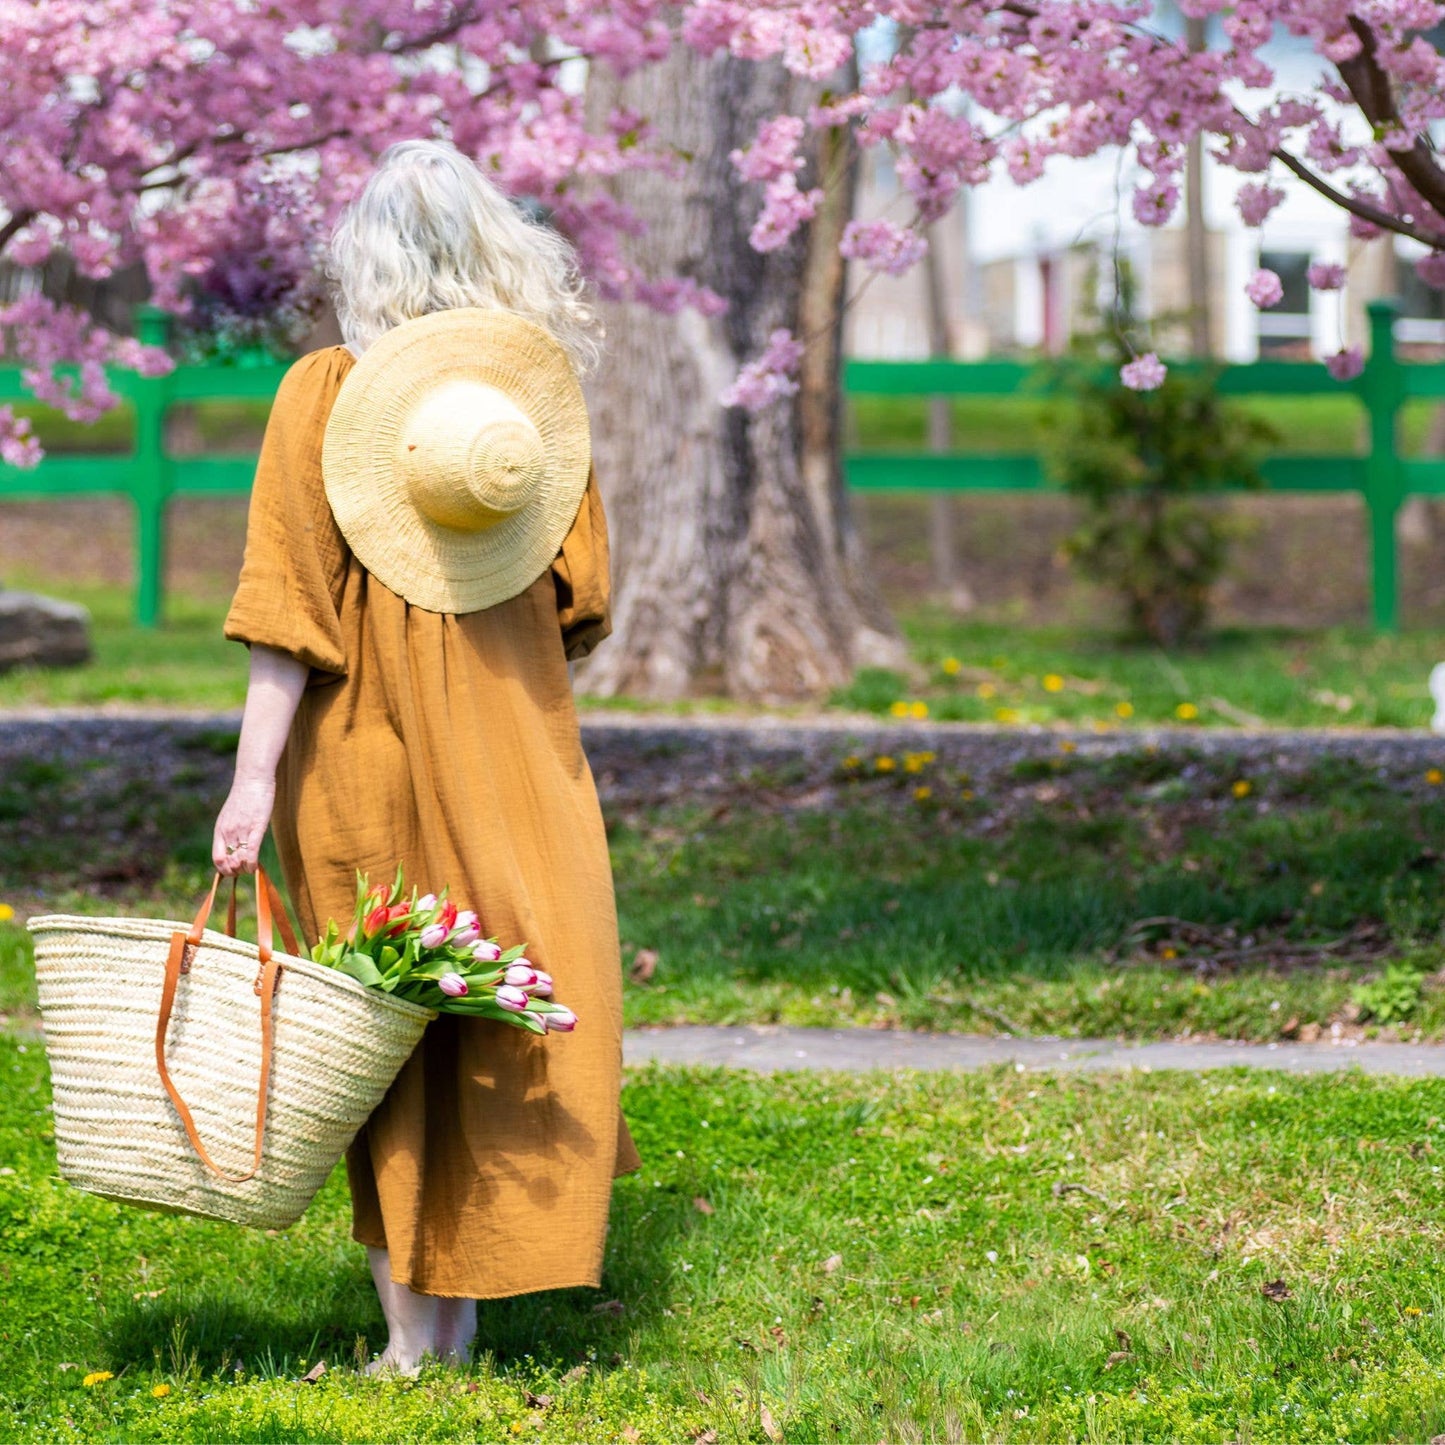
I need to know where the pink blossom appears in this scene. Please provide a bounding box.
[722,328,804,411]
[1120,353,1167,392]
[1246,269,1284,308]
[839,219,927,277]
[1417,253,1445,290]
[505,963,539,988]
[543,1006,578,1033]
[438,973,469,998]
[495,985,530,1012]
[1307,262,1347,290]
[1325,346,1364,382]
[472,939,504,963]
[1236,183,1286,227]
[420,923,449,950]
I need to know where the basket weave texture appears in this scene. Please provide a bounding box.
[29,913,434,1229]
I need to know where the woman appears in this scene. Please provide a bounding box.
[212,139,640,1373]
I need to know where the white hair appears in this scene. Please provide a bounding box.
[329,140,600,373]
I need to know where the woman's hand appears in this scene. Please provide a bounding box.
[211,644,310,877]
[213,774,275,876]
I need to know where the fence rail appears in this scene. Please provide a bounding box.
[1,301,1442,630]
[843,300,1445,632]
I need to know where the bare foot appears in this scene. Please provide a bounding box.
[363,1343,433,1378]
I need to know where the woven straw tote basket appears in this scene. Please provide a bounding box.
[27,869,434,1230]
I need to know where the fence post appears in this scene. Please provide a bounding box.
[130,307,173,628]
[1360,299,1405,633]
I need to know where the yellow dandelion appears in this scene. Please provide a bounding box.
[1115,701,1134,719]
[977,681,998,700]
[909,700,929,719]
[1091,719,1112,734]
[1042,674,1065,693]
[1175,702,1199,722]
[994,707,1020,724]
[0,903,12,923]
[913,786,933,802]
[1161,947,1178,961]
[1058,740,1077,754]
[960,789,976,801]
[842,755,861,770]
[1405,1305,1424,1318]
[510,1424,524,1436]
[941,657,961,676]
[82,1372,114,1388]
[874,756,897,773]
[1427,769,1444,786]
[904,754,925,774]
[1232,779,1252,799]
[152,1384,172,1399]
[889,700,909,718]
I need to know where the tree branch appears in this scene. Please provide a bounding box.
[1336,15,1445,219]
[1271,144,1443,247]
[0,209,36,253]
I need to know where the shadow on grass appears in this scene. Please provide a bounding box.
[98,1183,693,1379]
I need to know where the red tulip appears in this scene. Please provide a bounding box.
[362,904,391,937]
[439,900,458,931]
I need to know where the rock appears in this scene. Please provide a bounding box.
[0,590,91,672]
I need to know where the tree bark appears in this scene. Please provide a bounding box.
[578,49,904,702]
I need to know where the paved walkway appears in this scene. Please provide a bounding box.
[624,1025,1445,1077]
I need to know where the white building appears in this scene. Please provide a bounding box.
[843,20,1445,362]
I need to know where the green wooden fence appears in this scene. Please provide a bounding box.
[0,310,288,628]
[845,299,1445,632]
[1,300,1443,630]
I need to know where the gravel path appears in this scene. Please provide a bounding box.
[624,1024,1445,1077]
[5,707,1445,810]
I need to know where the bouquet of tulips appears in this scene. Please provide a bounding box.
[310,868,577,1035]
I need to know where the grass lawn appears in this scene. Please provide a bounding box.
[832,612,1445,730]
[6,1031,1445,1442]
[2,575,1443,728]
[6,745,1445,1045]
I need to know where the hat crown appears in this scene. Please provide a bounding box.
[399,380,544,532]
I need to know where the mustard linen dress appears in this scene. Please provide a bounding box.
[224,346,641,1299]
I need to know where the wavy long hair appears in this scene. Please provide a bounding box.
[329,140,600,372]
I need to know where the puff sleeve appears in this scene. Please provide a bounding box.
[551,466,612,661]
[223,348,352,681]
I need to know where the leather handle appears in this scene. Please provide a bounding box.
[155,868,301,1184]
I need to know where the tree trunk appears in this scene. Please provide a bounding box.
[578,49,904,702]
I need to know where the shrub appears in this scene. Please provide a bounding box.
[1042,304,1277,646]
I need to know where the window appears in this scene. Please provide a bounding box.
[1396,250,1445,345]
[1256,250,1313,356]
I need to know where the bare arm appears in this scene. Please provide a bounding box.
[213,645,310,876]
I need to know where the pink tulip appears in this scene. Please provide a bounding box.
[451,924,480,948]
[531,971,553,997]
[420,923,449,949]
[472,939,503,963]
[495,985,529,1012]
[416,893,437,913]
[438,972,468,998]
[543,1006,577,1033]
[504,963,539,989]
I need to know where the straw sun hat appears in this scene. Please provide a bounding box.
[321,307,591,615]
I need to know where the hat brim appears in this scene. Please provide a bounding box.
[321,308,592,615]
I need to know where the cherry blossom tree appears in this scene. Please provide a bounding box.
[6,1,1445,693]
